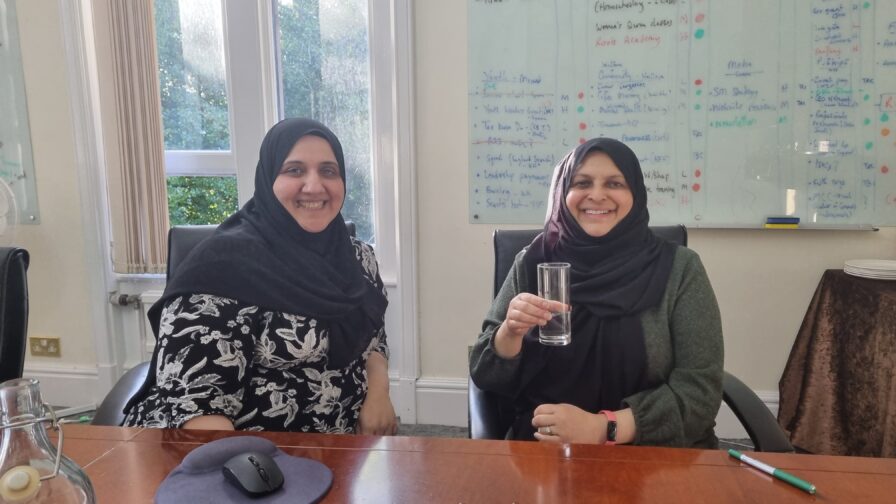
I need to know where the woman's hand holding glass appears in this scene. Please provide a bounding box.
[495,293,568,358]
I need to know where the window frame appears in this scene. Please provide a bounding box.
[163,151,233,176]
[162,1,398,278]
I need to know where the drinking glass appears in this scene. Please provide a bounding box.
[536,262,571,346]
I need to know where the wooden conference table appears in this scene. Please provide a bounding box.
[56,424,896,502]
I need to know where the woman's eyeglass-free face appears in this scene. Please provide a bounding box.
[273,135,345,233]
[565,151,634,237]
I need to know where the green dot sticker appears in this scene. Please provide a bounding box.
[882,113,890,122]
[778,116,787,124]
[695,28,705,39]
[865,141,874,150]
[577,105,585,113]
[696,89,702,96]
[864,118,872,125]
[694,104,701,110]
[864,1,871,8]
[864,94,871,101]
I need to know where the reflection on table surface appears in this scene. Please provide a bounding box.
[55,424,896,503]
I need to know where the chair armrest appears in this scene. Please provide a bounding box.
[722,371,794,453]
[468,376,510,440]
[92,362,151,426]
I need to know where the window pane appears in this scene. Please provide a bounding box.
[166,176,238,226]
[275,0,374,243]
[154,0,230,150]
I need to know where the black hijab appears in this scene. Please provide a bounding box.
[511,138,677,439]
[148,118,387,370]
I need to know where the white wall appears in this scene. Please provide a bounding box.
[15,0,97,370]
[413,1,896,397]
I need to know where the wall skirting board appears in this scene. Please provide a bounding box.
[23,364,106,408]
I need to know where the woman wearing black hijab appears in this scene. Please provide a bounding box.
[470,138,723,447]
[124,118,396,435]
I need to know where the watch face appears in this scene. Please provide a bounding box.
[607,421,618,442]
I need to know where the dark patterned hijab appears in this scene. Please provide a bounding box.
[512,138,677,439]
[147,118,387,370]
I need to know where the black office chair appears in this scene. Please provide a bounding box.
[469,226,795,453]
[92,222,357,425]
[0,248,29,384]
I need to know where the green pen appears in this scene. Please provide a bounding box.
[728,449,817,495]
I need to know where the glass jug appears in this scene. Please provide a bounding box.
[0,378,96,503]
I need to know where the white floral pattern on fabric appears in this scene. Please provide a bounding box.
[123,238,388,432]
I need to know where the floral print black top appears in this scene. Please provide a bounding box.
[123,240,388,432]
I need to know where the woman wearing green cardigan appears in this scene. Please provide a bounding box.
[469,138,723,447]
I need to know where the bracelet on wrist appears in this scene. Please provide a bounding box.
[598,410,617,445]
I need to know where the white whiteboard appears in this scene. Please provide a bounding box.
[468,0,896,227]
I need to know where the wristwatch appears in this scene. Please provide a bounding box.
[598,410,617,445]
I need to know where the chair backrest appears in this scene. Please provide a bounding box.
[492,225,687,297]
[166,225,217,281]
[166,221,357,280]
[0,248,29,384]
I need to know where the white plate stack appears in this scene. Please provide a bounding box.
[844,259,896,280]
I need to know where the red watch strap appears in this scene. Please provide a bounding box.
[598,410,617,445]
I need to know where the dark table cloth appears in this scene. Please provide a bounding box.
[779,269,896,458]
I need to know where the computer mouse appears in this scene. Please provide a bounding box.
[222,451,285,497]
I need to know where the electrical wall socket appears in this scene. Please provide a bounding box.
[29,337,61,358]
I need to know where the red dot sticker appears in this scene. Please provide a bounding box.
[694,79,703,86]
[694,169,702,177]
[579,122,587,130]
[695,13,705,23]
[692,183,702,192]
[579,138,587,144]
[883,165,890,174]
[577,91,585,99]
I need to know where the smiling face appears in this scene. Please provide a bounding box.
[564,151,634,237]
[272,134,345,233]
